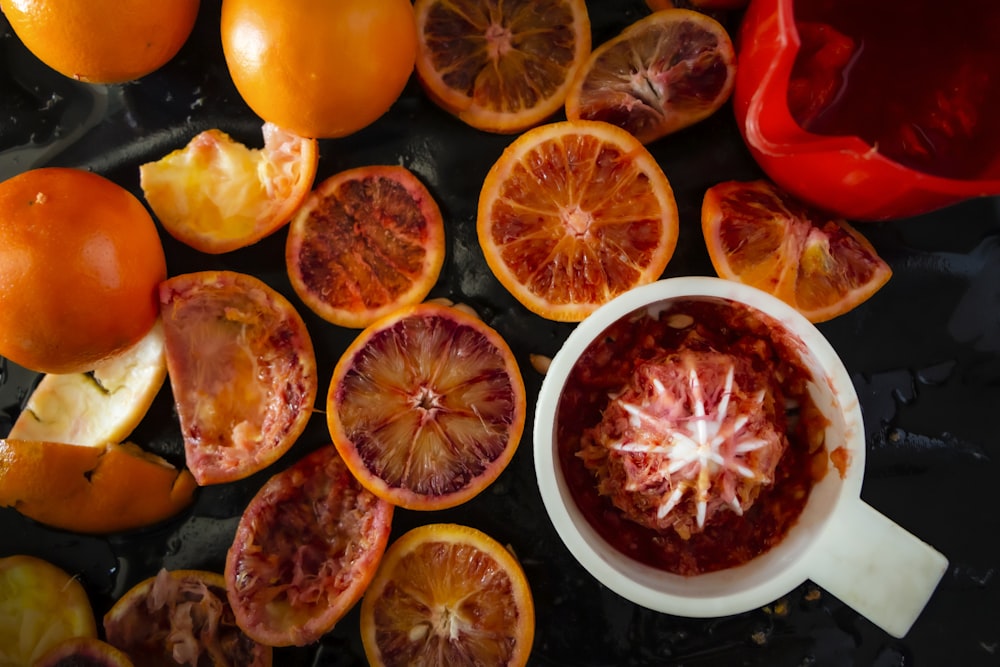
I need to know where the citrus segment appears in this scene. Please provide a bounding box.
[140,123,318,254]
[286,165,446,329]
[8,320,166,448]
[414,0,591,133]
[0,439,196,533]
[0,555,97,666]
[477,119,679,321]
[328,303,526,510]
[0,167,166,375]
[0,0,199,83]
[702,180,893,323]
[225,445,394,647]
[159,271,318,485]
[103,569,272,666]
[565,9,736,144]
[221,0,417,138]
[360,523,535,667]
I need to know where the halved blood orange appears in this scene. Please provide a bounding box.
[103,569,271,666]
[286,165,446,329]
[225,444,394,647]
[0,439,196,534]
[33,637,135,667]
[413,0,591,133]
[360,523,535,667]
[565,9,736,144]
[0,555,97,666]
[159,271,318,485]
[702,179,893,323]
[327,302,526,510]
[140,122,318,254]
[478,119,679,321]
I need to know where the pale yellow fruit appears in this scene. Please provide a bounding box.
[9,320,167,447]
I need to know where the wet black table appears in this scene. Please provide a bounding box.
[2,2,998,665]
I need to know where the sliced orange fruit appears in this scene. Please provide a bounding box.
[478,119,679,321]
[413,0,591,133]
[33,637,135,667]
[0,439,197,533]
[702,179,893,323]
[225,445,394,647]
[103,569,272,666]
[159,270,318,485]
[286,165,446,329]
[360,523,535,667]
[140,122,319,254]
[328,302,526,510]
[0,555,97,666]
[565,9,736,144]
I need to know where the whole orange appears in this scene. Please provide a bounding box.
[0,0,200,83]
[0,167,167,374]
[220,0,418,139]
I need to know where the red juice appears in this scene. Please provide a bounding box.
[789,0,1000,179]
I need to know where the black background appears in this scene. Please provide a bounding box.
[1,1,998,665]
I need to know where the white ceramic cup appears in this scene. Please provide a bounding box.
[534,276,948,638]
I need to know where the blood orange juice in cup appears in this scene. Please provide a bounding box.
[534,277,948,638]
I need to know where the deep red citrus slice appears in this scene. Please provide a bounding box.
[225,444,394,647]
[328,302,526,510]
[286,165,446,329]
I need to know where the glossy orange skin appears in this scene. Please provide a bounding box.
[221,0,418,138]
[0,168,167,374]
[0,0,199,83]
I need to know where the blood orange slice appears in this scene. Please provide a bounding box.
[478,119,679,322]
[413,0,591,133]
[565,9,736,144]
[702,179,893,323]
[140,123,318,254]
[33,637,135,667]
[103,569,271,666]
[225,444,394,647]
[159,271,318,485]
[360,523,535,667]
[286,165,446,329]
[327,302,526,510]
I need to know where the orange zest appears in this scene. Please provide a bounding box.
[413,0,592,133]
[140,123,318,254]
[0,440,196,534]
[477,119,679,321]
[702,179,893,323]
[566,9,736,144]
[328,302,526,511]
[286,165,446,329]
[360,523,535,667]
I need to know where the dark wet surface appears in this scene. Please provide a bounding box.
[1,2,998,665]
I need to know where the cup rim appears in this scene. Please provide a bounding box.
[533,276,866,616]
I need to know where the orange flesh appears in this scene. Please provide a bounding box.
[362,524,534,667]
[479,121,678,321]
[415,0,591,132]
[703,180,892,322]
[287,165,445,329]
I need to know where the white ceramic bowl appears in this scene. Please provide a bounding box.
[534,277,947,638]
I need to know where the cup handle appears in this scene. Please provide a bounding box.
[805,498,949,638]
